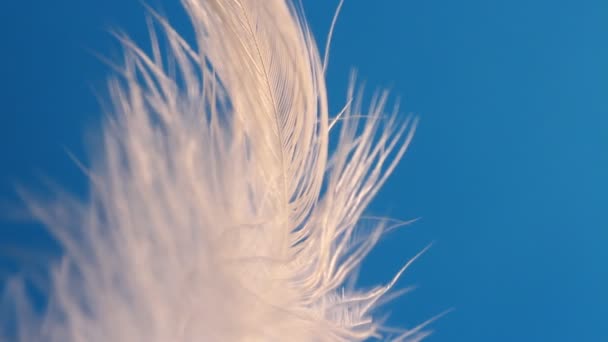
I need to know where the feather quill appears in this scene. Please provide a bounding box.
[2,0,425,340]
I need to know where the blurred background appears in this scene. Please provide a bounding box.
[1,0,606,340]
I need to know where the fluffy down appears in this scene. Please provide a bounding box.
[2,0,427,341]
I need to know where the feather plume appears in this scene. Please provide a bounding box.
[2,0,426,340]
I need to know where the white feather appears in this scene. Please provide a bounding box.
[3,0,425,340]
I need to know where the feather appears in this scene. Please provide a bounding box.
[2,0,425,340]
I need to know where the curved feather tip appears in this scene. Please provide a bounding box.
[2,0,429,341]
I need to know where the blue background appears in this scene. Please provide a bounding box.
[1,1,607,341]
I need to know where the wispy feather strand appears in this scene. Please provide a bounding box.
[2,0,427,340]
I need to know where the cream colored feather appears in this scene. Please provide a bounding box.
[3,0,426,340]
